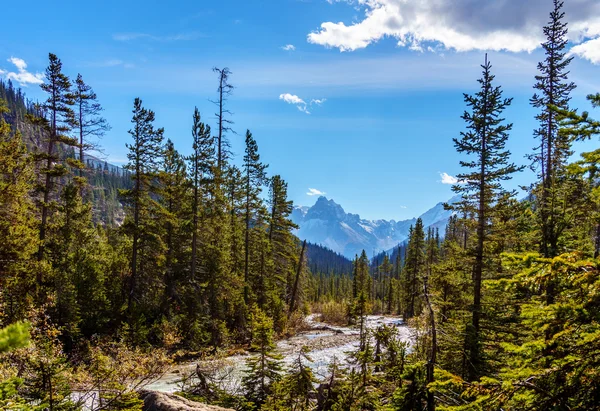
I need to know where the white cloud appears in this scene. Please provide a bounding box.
[439,172,458,185]
[569,37,600,64]
[8,57,27,71]
[307,188,327,196]
[308,0,600,56]
[280,93,306,105]
[399,205,407,209]
[282,44,296,51]
[1,57,44,86]
[280,93,327,114]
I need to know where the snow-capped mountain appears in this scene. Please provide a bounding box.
[291,196,459,259]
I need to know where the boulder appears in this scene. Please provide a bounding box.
[140,390,234,411]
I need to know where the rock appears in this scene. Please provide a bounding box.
[140,390,234,411]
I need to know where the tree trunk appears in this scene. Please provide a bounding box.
[423,274,436,411]
[217,73,224,171]
[191,170,198,280]
[288,239,306,317]
[127,161,141,316]
[38,83,57,263]
[244,175,251,304]
[469,54,488,381]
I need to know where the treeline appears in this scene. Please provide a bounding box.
[0,55,311,409]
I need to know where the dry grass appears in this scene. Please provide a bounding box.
[312,301,349,326]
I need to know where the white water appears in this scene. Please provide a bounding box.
[145,315,412,394]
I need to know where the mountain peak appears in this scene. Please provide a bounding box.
[307,196,346,220]
[291,196,456,258]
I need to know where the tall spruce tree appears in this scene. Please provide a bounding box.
[36,53,77,262]
[403,219,425,320]
[122,98,165,319]
[242,130,268,304]
[354,250,371,349]
[531,0,576,258]
[268,175,298,320]
[159,140,190,317]
[452,55,521,380]
[189,108,214,282]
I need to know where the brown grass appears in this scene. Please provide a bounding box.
[312,301,349,326]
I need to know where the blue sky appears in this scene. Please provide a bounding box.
[2,0,600,220]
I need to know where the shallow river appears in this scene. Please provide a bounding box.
[145,315,412,394]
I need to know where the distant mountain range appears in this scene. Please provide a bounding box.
[291,196,459,259]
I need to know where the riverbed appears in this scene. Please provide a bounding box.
[145,314,412,394]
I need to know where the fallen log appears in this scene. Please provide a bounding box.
[140,390,234,411]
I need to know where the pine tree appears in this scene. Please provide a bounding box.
[530,0,576,258]
[158,140,190,318]
[242,309,283,407]
[121,98,165,322]
[379,254,393,313]
[35,53,77,262]
[72,73,109,179]
[423,228,440,411]
[242,130,268,305]
[451,55,521,380]
[212,67,234,172]
[267,176,298,324]
[225,165,245,298]
[403,219,425,319]
[353,250,371,348]
[557,93,600,256]
[201,162,236,346]
[277,348,317,411]
[0,98,37,321]
[189,107,214,282]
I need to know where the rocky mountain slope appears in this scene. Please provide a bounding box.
[291,196,458,259]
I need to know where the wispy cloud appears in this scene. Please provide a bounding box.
[439,172,458,185]
[85,59,135,69]
[280,93,310,113]
[112,32,202,42]
[281,44,296,51]
[0,57,44,86]
[399,205,408,209]
[307,188,327,196]
[279,93,327,114]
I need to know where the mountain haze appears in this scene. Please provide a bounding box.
[291,196,459,259]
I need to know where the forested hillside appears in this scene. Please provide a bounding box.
[0,79,131,226]
[2,1,600,410]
